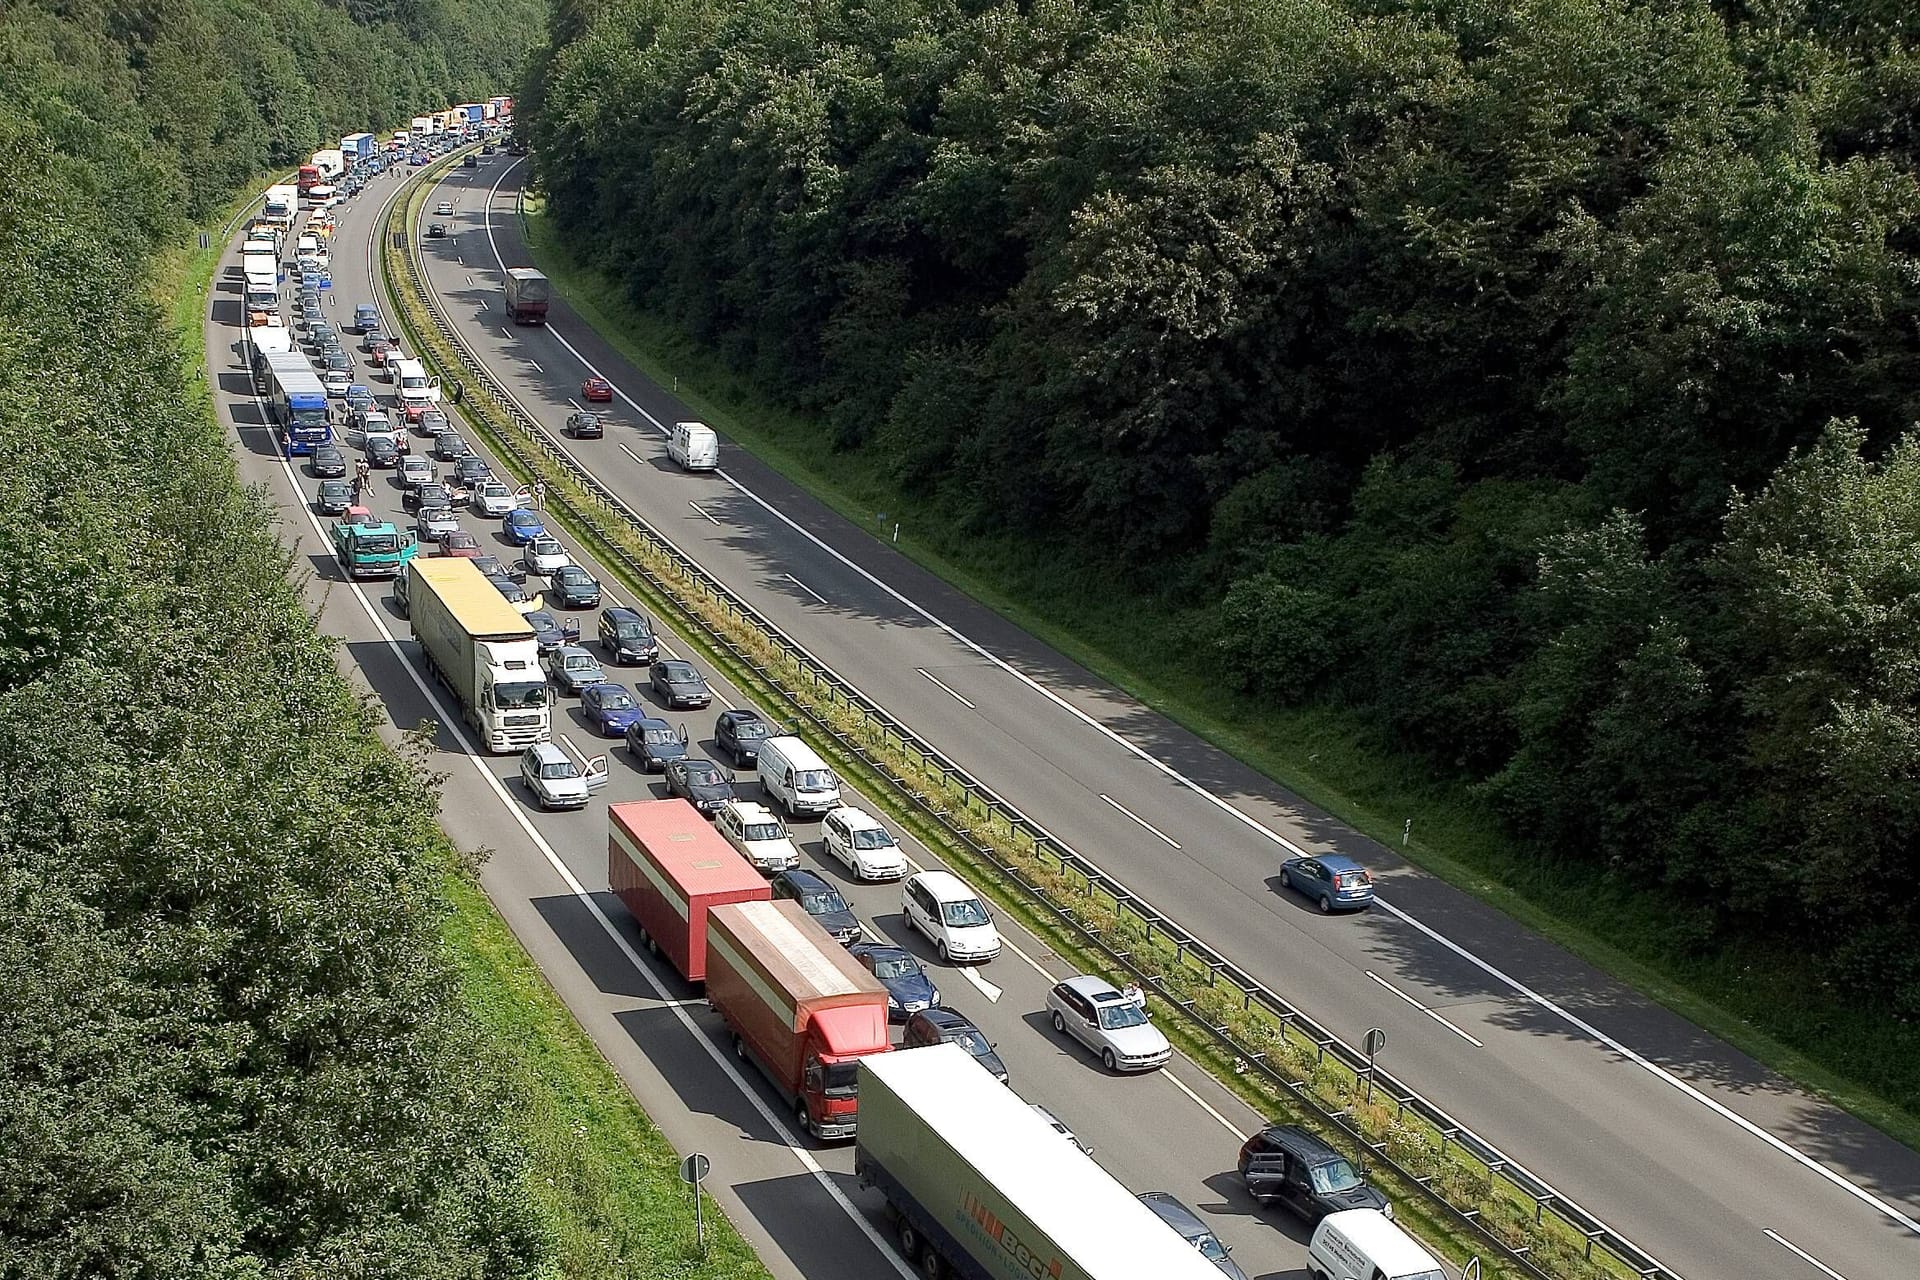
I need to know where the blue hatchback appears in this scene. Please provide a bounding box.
[1279,853,1375,913]
[502,507,545,545]
[848,943,939,1021]
[580,683,646,738]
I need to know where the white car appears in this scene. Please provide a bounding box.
[398,455,436,488]
[434,200,455,215]
[522,536,570,576]
[715,799,800,874]
[901,869,1000,963]
[518,742,606,810]
[820,806,908,880]
[472,479,517,516]
[322,368,351,397]
[1045,974,1172,1073]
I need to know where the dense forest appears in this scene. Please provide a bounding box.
[530,0,1920,1017]
[0,1,549,1275]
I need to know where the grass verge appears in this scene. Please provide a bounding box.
[160,166,772,1280]
[512,202,1920,1155]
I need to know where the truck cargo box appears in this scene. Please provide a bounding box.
[609,799,768,982]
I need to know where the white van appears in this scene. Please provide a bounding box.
[901,869,1001,962]
[668,420,718,471]
[1306,1210,1445,1280]
[756,735,840,817]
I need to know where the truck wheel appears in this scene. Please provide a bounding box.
[919,1249,943,1280]
[897,1219,920,1261]
[733,1033,748,1061]
[795,1097,814,1139]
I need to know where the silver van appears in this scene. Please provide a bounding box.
[756,735,840,817]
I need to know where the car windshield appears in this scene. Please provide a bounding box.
[733,720,769,740]
[494,681,548,709]
[643,728,677,745]
[954,1029,991,1056]
[1334,870,1370,889]
[795,769,833,790]
[596,689,634,710]
[940,899,990,928]
[852,827,895,850]
[684,763,722,785]
[540,760,580,780]
[564,655,596,672]
[613,619,648,638]
[744,822,784,842]
[1309,1158,1363,1195]
[800,889,848,915]
[1192,1232,1229,1264]
[871,955,919,980]
[1096,1000,1149,1031]
[661,663,695,680]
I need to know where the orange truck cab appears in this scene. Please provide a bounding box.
[705,899,890,1140]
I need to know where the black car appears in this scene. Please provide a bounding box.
[524,609,567,654]
[771,868,863,944]
[323,350,352,375]
[452,455,490,487]
[309,443,347,478]
[427,222,447,238]
[902,1007,1008,1083]
[365,436,400,468]
[404,480,455,513]
[714,708,772,765]
[315,478,354,515]
[1237,1125,1390,1224]
[565,410,604,438]
[649,659,711,709]
[470,554,513,580]
[481,143,497,155]
[663,757,735,816]
[462,154,477,168]
[597,607,656,665]
[485,572,533,610]
[436,433,471,462]
[547,564,601,609]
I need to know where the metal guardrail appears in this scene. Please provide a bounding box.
[378,161,1682,1280]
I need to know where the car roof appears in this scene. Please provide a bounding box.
[1257,1123,1342,1161]
[728,799,777,822]
[720,707,763,723]
[916,1006,975,1031]
[604,605,642,623]
[1060,973,1124,1002]
[910,869,978,902]
[523,741,566,763]
[849,942,909,960]
[1137,1192,1207,1237]
[634,716,671,732]
[777,868,833,893]
[1313,853,1369,873]
[830,805,884,830]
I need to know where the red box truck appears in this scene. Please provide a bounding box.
[609,799,768,983]
[706,899,891,1141]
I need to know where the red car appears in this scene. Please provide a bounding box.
[581,376,613,403]
[434,529,484,558]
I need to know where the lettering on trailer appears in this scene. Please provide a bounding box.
[958,1190,1063,1280]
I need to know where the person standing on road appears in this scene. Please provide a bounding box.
[532,477,546,512]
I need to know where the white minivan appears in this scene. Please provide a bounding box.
[756,735,840,817]
[902,869,1001,963]
[1306,1210,1444,1280]
[668,420,718,471]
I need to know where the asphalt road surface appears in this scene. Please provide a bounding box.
[207,148,1920,1280]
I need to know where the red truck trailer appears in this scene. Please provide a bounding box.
[609,799,768,982]
[706,899,891,1141]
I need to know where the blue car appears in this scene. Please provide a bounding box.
[502,507,545,545]
[848,943,939,1021]
[580,683,646,738]
[1278,853,1375,913]
[623,716,687,771]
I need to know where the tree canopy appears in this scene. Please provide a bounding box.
[528,0,1920,1014]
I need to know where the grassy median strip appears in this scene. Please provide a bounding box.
[381,166,1657,1280]
[168,165,772,1280]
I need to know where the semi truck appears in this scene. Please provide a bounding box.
[311,148,344,179]
[246,325,293,392]
[401,558,551,752]
[857,1045,1228,1280]
[411,115,434,137]
[263,183,298,227]
[456,103,484,126]
[297,162,320,193]
[340,133,375,168]
[502,268,550,324]
[706,899,891,1140]
[263,351,331,455]
[609,800,770,983]
[331,511,417,579]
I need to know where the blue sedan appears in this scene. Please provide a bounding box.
[848,943,940,1021]
[1278,853,1376,913]
[502,507,545,545]
[580,683,646,738]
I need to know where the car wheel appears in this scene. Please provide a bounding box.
[936,940,950,964]
[1102,1048,1118,1073]
[1051,1011,1066,1034]
[1317,893,1333,914]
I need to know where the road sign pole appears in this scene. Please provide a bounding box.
[679,1152,711,1256]
[1364,1027,1386,1106]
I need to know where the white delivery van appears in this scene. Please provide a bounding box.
[1306,1210,1445,1280]
[668,420,718,471]
[756,735,840,817]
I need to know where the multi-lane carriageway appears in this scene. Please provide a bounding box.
[200,152,1920,1280]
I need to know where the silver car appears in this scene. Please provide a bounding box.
[518,742,605,810]
[1045,974,1172,1073]
[415,506,459,541]
[545,644,605,695]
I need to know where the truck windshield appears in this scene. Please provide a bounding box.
[355,534,398,554]
[821,1062,860,1098]
[290,406,329,430]
[493,681,549,709]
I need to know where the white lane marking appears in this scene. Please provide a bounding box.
[1764,1230,1849,1280]
[1163,1071,1248,1141]
[474,166,1907,1248]
[689,501,720,526]
[557,733,586,766]
[958,965,1002,1003]
[1099,794,1182,850]
[785,573,828,606]
[243,228,911,1280]
[619,441,648,466]
[567,398,581,411]
[526,359,542,373]
[917,668,975,709]
[1365,971,1484,1048]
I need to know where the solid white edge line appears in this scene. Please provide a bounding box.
[1099,793,1182,850]
[916,668,976,710]
[1764,1230,1849,1280]
[474,160,1920,1246]
[1162,1071,1249,1142]
[250,171,921,1280]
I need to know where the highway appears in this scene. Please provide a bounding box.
[201,143,1920,1280]
[202,158,1316,1280]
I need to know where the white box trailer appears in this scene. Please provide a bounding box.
[856,1044,1226,1280]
